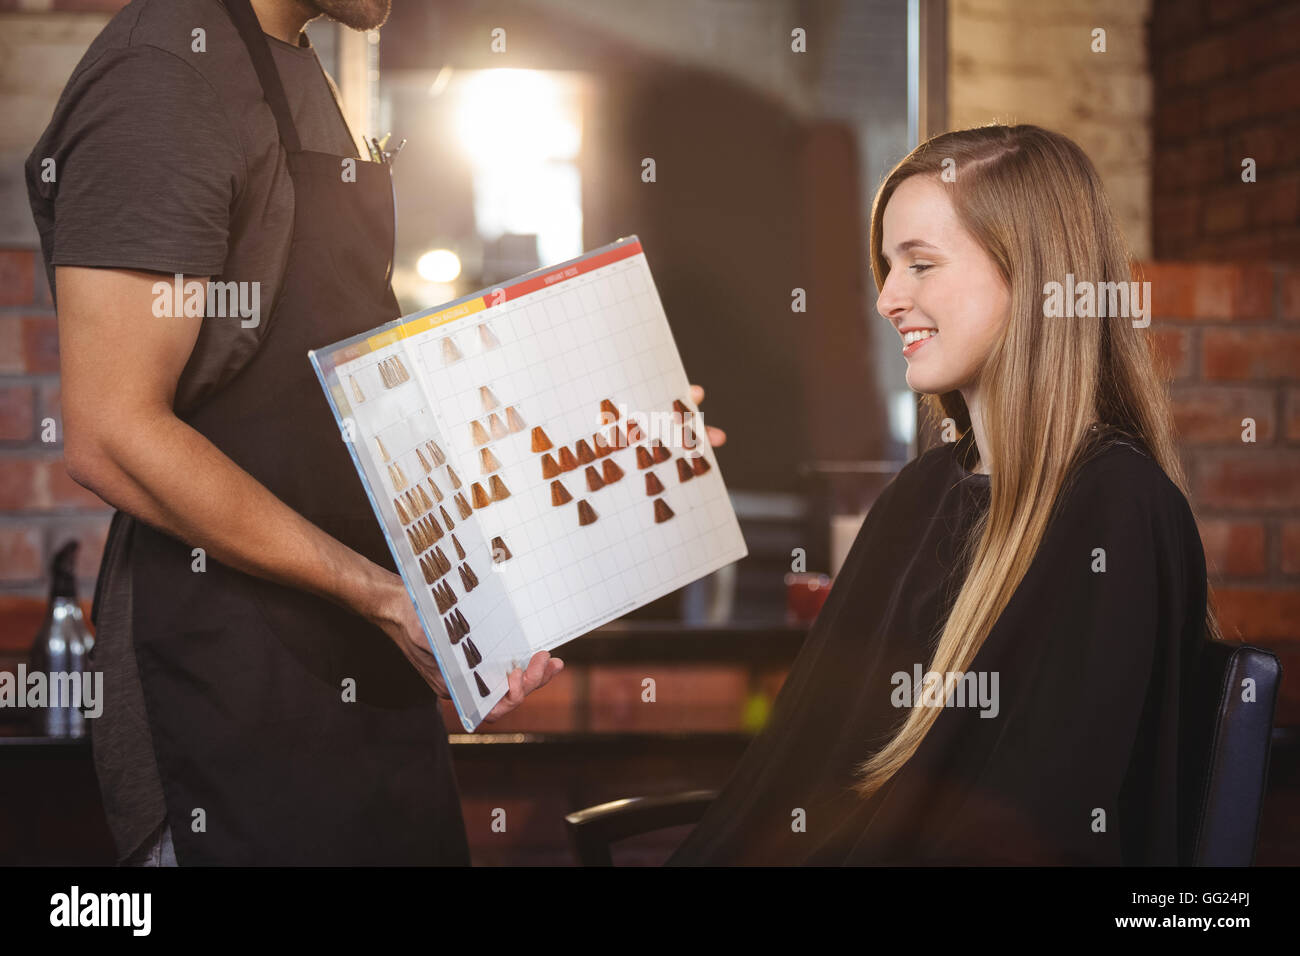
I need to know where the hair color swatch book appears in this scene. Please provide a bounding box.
[309,236,748,731]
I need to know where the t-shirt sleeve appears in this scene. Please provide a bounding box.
[41,45,243,277]
[919,456,1198,865]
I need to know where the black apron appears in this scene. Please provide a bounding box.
[121,0,470,865]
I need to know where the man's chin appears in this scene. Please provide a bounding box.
[310,0,391,31]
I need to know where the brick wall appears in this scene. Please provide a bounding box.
[1150,0,1300,258]
[948,0,1153,259]
[1144,260,1300,722]
[0,249,108,652]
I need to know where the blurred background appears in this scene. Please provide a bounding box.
[0,0,1297,865]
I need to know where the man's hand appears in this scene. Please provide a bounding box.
[483,652,564,722]
[689,383,726,447]
[369,572,564,714]
[369,572,452,699]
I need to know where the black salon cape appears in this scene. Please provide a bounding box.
[667,435,1208,865]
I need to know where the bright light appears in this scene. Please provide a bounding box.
[452,69,586,265]
[416,249,461,283]
[455,69,581,166]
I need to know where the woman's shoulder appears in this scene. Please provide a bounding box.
[1054,433,1200,548]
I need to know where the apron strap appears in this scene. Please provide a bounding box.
[220,0,303,154]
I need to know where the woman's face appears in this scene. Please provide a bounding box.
[876,175,1011,396]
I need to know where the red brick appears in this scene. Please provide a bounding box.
[1203,78,1255,129]
[1202,190,1249,235]
[1152,194,1201,243]
[1171,385,1276,442]
[1166,35,1233,89]
[1212,587,1300,642]
[1286,388,1300,441]
[0,251,35,307]
[1151,0,1205,48]
[1148,326,1194,380]
[1206,0,1275,26]
[1196,518,1268,578]
[1251,59,1300,116]
[1230,119,1300,170]
[1202,328,1300,380]
[20,316,59,374]
[0,455,108,510]
[0,318,22,373]
[1164,140,1230,191]
[1156,93,1203,140]
[1195,450,1300,509]
[1282,266,1300,321]
[0,527,44,583]
[1136,262,1274,321]
[0,384,35,440]
[1282,521,1300,575]
[1251,173,1300,228]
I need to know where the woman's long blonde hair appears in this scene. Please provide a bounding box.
[854,123,1222,798]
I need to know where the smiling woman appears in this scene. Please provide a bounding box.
[667,124,1222,866]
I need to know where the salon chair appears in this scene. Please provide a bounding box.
[564,638,1281,866]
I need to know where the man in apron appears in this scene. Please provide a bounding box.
[27,0,561,865]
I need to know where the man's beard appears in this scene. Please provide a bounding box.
[309,0,391,30]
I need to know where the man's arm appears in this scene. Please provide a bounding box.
[57,267,382,611]
[58,265,489,703]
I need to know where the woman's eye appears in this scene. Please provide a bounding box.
[909,263,933,274]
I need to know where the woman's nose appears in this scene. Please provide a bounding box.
[876,271,909,320]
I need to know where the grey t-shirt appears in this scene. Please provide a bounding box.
[26,0,360,864]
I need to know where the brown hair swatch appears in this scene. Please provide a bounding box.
[584,466,604,492]
[531,426,553,453]
[653,498,675,523]
[601,458,624,484]
[577,500,598,526]
[551,480,573,506]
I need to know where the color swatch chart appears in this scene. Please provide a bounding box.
[310,236,748,730]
